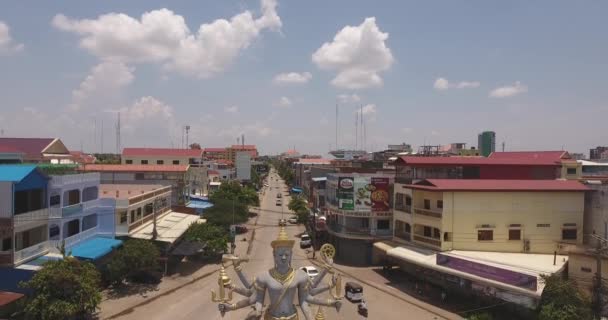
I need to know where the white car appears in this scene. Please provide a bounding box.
[288,217,298,224]
[300,266,319,280]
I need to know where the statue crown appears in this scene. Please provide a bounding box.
[271,226,295,249]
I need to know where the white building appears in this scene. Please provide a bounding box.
[236,151,251,181]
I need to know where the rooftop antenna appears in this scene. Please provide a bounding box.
[360,104,364,151]
[185,125,190,148]
[0,128,4,136]
[363,112,366,152]
[116,112,121,154]
[237,136,240,145]
[502,141,505,152]
[101,120,104,154]
[242,133,245,147]
[355,107,358,150]
[93,118,97,153]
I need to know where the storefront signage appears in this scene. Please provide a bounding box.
[370,177,390,212]
[436,253,537,291]
[354,177,372,211]
[338,177,354,210]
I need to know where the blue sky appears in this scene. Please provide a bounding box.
[1,1,607,156]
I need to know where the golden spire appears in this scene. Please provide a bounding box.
[218,264,232,287]
[271,226,294,249]
[315,307,326,320]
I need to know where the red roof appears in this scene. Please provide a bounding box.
[397,155,564,166]
[82,164,189,173]
[0,145,23,153]
[0,137,55,159]
[0,291,24,307]
[216,159,233,165]
[489,151,570,161]
[204,148,226,153]
[297,158,331,164]
[70,151,96,164]
[208,170,220,175]
[405,179,589,192]
[230,145,257,150]
[122,148,202,158]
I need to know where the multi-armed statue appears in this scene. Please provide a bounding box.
[213,227,342,320]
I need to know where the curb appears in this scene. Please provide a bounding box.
[103,268,219,320]
[307,257,461,320]
[247,229,256,255]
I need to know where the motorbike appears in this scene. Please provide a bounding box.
[357,302,368,318]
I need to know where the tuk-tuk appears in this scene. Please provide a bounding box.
[345,281,363,302]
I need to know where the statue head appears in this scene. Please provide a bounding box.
[271,227,294,269]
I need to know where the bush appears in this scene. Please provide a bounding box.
[537,274,592,320]
[20,258,102,320]
[105,239,161,286]
[183,222,229,256]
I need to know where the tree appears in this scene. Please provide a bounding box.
[210,180,259,207]
[105,239,160,286]
[20,258,102,320]
[190,143,201,150]
[537,274,592,320]
[183,222,229,255]
[465,313,493,320]
[203,198,249,228]
[288,196,309,223]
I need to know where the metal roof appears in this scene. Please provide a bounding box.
[122,148,202,157]
[82,164,189,172]
[0,165,39,182]
[405,179,589,192]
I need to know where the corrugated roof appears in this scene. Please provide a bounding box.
[405,179,589,192]
[122,148,202,157]
[0,165,39,182]
[0,137,55,159]
[489,151,569,161]
[397,155,563,166]
[82,164,189,172]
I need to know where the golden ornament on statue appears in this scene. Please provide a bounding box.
[319,243,336,262]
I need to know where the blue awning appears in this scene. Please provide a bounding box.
[71,236,123,260]
[291,187,303,193]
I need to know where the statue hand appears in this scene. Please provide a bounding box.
[218,303,233,314]
[334,300,342,312]
[245,309,262,320]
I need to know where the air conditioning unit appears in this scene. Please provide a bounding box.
[524,239,531,252]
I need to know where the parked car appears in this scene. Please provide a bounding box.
[300,234,312,249]
[278,219,287,226]
[300,266,319,280]
[345,282,364,302]
[276,199,282,206]
[234,225,248,234]
[288,217,298,224]
[276,193,282,198]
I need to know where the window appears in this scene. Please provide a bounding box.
[478,230,493,241]
[49,225,60,238]
[144,203,153,216]
[433,228,441,239]
[137,207,142,219]
[567,168,577,175]
[562,229,577,240]
[126,159,133,164]
[537,224,550,228]
[2,237,11,251]
[361,219,369,228]
[377,220,390,230]
[141,160,148,164]
[443,232,451,241]
[581,267,592,273]
[120,212,127,224]
[509,229,521,240]
[50,195,61,206]
[173,160,180,165]
[437,200,443,209]
[405,195,412,206]
[157,160,164,165]
[423,226,432,237]
[395,193,405,210]
[424,199,431,210]
[130,210,135,223]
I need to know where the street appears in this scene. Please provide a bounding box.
[111,169,445,320]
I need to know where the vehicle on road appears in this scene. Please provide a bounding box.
[276,193,282,198]
[278,219,287,226]
[275,199,282,206]
[300,266,319,280]
[288,217,297,224]
[299,234,312,249]
[345,282,364,302]
[234,225,248,234]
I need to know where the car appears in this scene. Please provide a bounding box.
[278,219,287,226]
[275,199,282,206]
[345,282,364,302]
[300,266,319,280]
[300,234,312,249]
[234,225,248,234]
[276,193,282,198]
[288,217,298,224]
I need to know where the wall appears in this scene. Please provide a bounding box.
[0,182,12,217]
[478,165,558,180]
[583,183,608,247]
[444,191,584,253]
[568,252,608,295]
[122,155,191,165]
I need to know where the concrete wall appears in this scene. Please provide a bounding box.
[122,155,192,165]
[583,183,608,247]
[568,252,608,295]
[0,182,12,217]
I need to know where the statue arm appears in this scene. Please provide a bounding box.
[219,278,263,313]
[309,282,331,296]
[234,263,252,289]
[298,279,313,320]
[228,284,254,296]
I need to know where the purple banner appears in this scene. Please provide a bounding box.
[436,253,537,291]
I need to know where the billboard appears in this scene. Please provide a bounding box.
[354,177,372,211]
[337,177,354,210]
[436,253,537,291]
[370,177,390,212]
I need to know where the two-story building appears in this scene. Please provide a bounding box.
[121,148,203,166]
[0,138,73,164]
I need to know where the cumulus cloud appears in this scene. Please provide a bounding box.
[433,77,480,91]
[0,21,24,54]
[51,0,281,78]
[312,17,393,90]
[337,93,361,104]
[120,96,173,122]
[489,81,528,98]
[273,72,312,85]
[224,106,239,114]
[354,103,377,120]
[69,61,134,111]
[274,96,292,108]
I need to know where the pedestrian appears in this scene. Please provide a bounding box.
[441,291,446,303]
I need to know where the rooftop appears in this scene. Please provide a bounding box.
[0,164,40,182]
[0,137,63,159]
[397,154,567,166]
[99,184,166,199]
[0,291,24,307]
[489,150,570,161]
[203,147,226,152]
[130,211,204,244]
[406,179,589,192]
[82,164,189,173]
[122,147,202,157]
[230,145,257,150]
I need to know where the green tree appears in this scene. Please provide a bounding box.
[183,222,229,255]
[538,274,592,320]
[210,180,259,207]
[465,313,493,320]
[20,258,102,320]
[203,198,249,228]
[105,239,160,286]
[288,196,309,223]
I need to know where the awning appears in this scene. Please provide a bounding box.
[71,236,123,260]
[210,182,222,186]
[291,187,303,193]
[373,240,398,254]
[130,211,204,244]
[312,177,327,182]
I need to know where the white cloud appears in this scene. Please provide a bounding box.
[312,17,393,89]
[120,96,173,122]
[434,77,480,91]
[0,21,24,54]
[354,103,377,120]
[273,72,312,85]
[489,81,528,98]
[224,106,239,114]
[69,61,134,111]
[274,96,292,108]
[337,93,361,104]
[51,0,281,78]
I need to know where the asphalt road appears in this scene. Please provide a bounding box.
[114,169,444,320]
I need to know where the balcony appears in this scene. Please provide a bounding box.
[14,241,49,265]
[49,173,100,187]
[49,199,107,219]
[49,226,98,250]
[394,205,412,213]
[413,235,441,247]
[413,207,442,219]
[328,223,370,236]
[14,207,61,227]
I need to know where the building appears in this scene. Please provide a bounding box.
[590,146,608,160]
[0,138,73,164]
[477,131,496,157]
[121,148,203,165]
[227,145,258,163]
[392,179,587,253]
[325,172,395,265]
[579,160,608,179]
[81,164,192,205]
[235,151,251,182]
[568,247,608,298]
[203,148,228,161]
[458,147,481,157]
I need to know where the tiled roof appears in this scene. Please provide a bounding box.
[0,165,40,182]
[405,179,589,192]
[69,151,96,164]
[203,148,226,152]
[122,148,202,157]
[0,137,55,159]
[397,155,564,166]
[82,164,189,172]
[0,145,23,153]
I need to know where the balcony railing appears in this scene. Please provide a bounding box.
[328,223,370,236]
[413,207,442,218]
[14,208,60,226]
[413,235,441,247]
[49,226,98,250]
[394,205,412,213]
[50,173,100,187]
[395,232,412,241]
[14,241,49,264]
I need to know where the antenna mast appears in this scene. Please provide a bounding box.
[185,125,190,148]
[116,112,121,154]
[101,120,104,154]
[335,103,338,150]
[355,108,358,150]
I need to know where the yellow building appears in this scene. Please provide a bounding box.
[393,179,588,254]
[567,247,608,295]
[122,148,202,165]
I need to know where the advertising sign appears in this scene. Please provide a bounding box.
[338,177,354,210]
[370,177,390,212]
[436,253,537,291]
[354,177,372,211]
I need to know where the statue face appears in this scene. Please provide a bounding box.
[273,247,292,268]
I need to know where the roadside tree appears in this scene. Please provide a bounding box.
[538,274,592,320]
[183,222,229,256]
[105,239,161,286]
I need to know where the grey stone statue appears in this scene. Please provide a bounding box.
[216,227,341,320]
